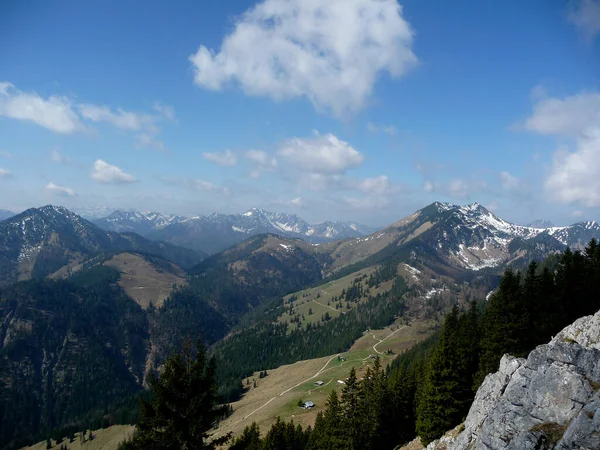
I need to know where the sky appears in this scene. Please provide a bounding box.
[0,0,599,227]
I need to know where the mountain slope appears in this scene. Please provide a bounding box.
[323,202,600,277]
[147,208,375,254]
[0,273,148,449]
[0,209,14,221]
[0,206,205,285]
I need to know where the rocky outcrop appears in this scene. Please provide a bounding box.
[428,310,600,450]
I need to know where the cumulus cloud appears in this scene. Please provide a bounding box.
[524,92,600,138]
[278,132,364,174]
[0,167,12,178]
[367,122,398,136]
[0,82,83,133]
[189,0,417,117]
[203,150,237,166]
[545,137,600,206]
[525,91,600,206]
[45,182,76,197]
[568,0,600,41]
[91,160,136,184]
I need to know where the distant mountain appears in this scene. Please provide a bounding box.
[148,207,376,255]
[70,205,116,219]
[0,205,205,285]
[527,219,554,228]
[0,209,14,221]
[94,209,186,234]
[323,202,600,276]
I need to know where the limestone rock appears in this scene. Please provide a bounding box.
[431,309,600,450]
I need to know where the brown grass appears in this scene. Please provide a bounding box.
[22,425,134,450]
[529,422,568,446]
[104,253,186,309]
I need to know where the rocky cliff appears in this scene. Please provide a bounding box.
[427,309,600,450]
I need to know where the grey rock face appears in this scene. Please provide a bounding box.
[435,309,600,450]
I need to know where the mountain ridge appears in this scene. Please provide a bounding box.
[0,205,205,285]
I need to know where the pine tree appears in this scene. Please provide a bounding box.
[475,268,526,387]
[416,305,472,445]
[121,339,231,449]
[229,422,261,450]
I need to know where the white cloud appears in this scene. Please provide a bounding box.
[79,104,156,132]
[367,122,397,135]
[153,102,176,121]
[189,0,417,117]
[135,133,166,152]
[291,197,304,206]
[545,137,600,206]
[357,175,393,195]
[244,149,278,177]
[487,200,500,211]
[203,150,237,166]
[91,160,136,184]
[0,82,83,133]
[524,92,600,138]
[0,150,13,158]
[423,178,486,199]
[0,82,173,150]
[500,171,521,191]
[0,167,12,178]
[568,0,600,41]
[79,104,170,151]
[45,182,76,197]
[50,148,71,164]
[278,132,364,174]
[572,209,585,217]
[526,91,600,206]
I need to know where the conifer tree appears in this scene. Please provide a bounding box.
[475,268,526,387]
[416,305,464,445]
[121,339,231,450]
[229,422,261,450]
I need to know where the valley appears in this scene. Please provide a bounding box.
[1,201,599,450]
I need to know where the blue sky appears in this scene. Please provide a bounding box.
[0,0,599,226]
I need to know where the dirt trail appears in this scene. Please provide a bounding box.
[372,325,407,355]
[213,354,340,438]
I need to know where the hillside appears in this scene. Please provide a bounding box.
[0,206,205,286]
[322,202,600,277]
[103,252,186,309]
[0,272,147,449]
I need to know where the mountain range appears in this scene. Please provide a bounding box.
[95,207,376,255]
[1,200,600,448]
[0,205,205,286]
[315,201,600,278]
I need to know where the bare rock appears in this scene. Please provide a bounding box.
[432,309,600,450]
